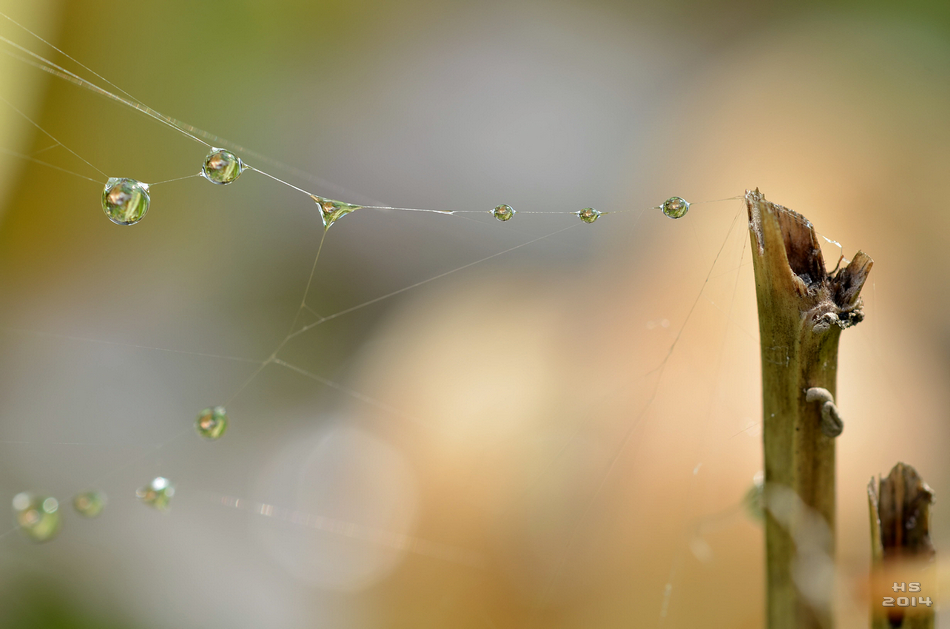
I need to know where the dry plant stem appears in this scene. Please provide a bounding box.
[745,189,872,629]
[868,463,935,629]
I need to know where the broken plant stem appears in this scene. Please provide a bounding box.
[745,189,872,629]
[868,463,936,629]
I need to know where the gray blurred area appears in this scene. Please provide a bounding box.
[2,0,950,627]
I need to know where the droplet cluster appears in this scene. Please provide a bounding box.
[13,402,227,529]
[21,31,721,558]
[83,102,701,533]
[101,148,249,226]
[96,135,694,230]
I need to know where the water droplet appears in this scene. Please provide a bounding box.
[101,178,150,225]
[196,406,228,440]
[310,195,361,230]
[662,196,689,219]
[201,148,244,185]
[491,204,515,222]
[577,207,601,224]
[73,490,106,518]
[12,492,61,542]
[136,477,175,511]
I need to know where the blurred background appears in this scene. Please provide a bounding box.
[1,0,949,627]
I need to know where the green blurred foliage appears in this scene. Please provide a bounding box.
[1,575,134,629]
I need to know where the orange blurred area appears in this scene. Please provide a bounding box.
[1,1,950,627]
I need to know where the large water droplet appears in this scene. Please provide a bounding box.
[73,490,106,518]
[196,406,228,440]
[662,196,689,219]
[201,148,244,185]
[310,195,362,230]
[491,204,515,222]
[12,492,61,542]
[577,207,601,224]
[136,477,175,511]
[101,178,150,225]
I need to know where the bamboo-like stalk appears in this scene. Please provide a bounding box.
[745,189,872,629]
[869,463,936,629]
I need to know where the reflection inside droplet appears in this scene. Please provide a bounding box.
[576,207,601,223]
[101,177,150,225]
[491,204,515,221]
[310,195,362,230]
[73,490,107,518]
[662,196,690,219]
[201,147,245,185]
[195,406,228,440]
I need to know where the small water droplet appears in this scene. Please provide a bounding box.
[201,148,244,185]
[73,490,106,518]
[662,196,689,219]
[196,406,228,440]
[310,195,362,230]
[136,477,175,511]
[101,178,150,225]
[577,207,601,224]
[12,492,61,542]
[491,204,515,222]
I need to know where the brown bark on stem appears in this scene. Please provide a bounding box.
[745,189,872,629]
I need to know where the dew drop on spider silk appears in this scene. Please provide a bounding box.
[491,204,515,222]
[201,147,245,185]
[311,195,362,230]
[136,477,175,511]
[195,406,228,440]
[577,207,601,224]
[662,196,690,219]
[743,471,765,523]
[73,490,106,518]
[12,492,61,542]
[101,177,150,225]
